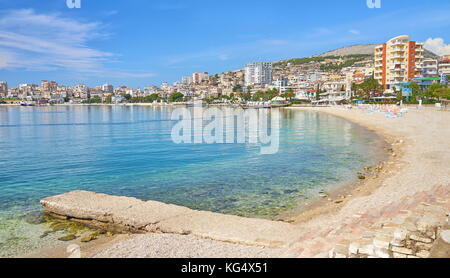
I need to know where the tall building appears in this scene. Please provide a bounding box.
[374,35,424,90]
[181,76,192,85]
[244,62,273,87]
[41,80,58,93]
[422,58,439,78]
[102,84,114,93]
[0,81,7,98]
[192,72,209,84]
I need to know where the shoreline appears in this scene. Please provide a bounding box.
[19,106,450,257]
[281,107,402,224]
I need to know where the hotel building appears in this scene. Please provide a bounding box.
[244,62,273,87]
[374,35,424,90]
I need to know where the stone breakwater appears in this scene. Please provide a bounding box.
[40,190,302,249]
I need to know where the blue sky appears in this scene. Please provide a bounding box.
[1,0,450,88]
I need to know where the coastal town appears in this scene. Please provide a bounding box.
[1,35,450,107]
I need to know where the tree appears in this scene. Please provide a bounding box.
[425,83,444,99]
[232,85,243,93]
[121,94,132,100]
[145,93,160,102]
[433,88,450,100]
[168,92,184,103]
[104,96,112,104]
[283,89,295,102]
[240,92,252,101]
[83,95,102,104]
[315,84,321,101]
[355,77,380,100]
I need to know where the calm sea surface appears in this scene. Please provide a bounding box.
[0,105,386,257]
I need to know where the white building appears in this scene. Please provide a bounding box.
[102,84,114,93]
[181,76,192,85]
[244,62,273,87]
[422,58,439,78]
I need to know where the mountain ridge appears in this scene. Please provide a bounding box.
[274,43,439,64]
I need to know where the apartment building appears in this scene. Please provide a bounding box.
[181,76,192,85]
[192,72,209,84]
[41,80,58,93]
[374,35,424,90]
[244,62,273,87]
[102,84,114,93]
[439,56,450,76]
[422,58,439,78]
[0,81,7,98]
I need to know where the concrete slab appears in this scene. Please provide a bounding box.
[156,210,300,248]
[41,191,301,248]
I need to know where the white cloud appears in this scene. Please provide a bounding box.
[0,9,112,72]
[349,29,361,35]
[0,9,154,79]
[424,38,450,56]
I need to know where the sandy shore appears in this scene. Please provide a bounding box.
[28,106,450,258]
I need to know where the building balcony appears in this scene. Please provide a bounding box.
[390,66,406,71]
[391,47,406,52]
[391,41,408,46]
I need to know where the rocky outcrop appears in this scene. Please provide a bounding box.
[40,190,301,248]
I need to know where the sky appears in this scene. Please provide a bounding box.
[1,0,450,88]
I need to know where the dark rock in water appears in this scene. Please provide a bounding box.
[58,234,76,241]
[80,232,98,243]
[283,189,299,194]
[23,211,45,225]
[40,230,53,239]
[50,222,67,231]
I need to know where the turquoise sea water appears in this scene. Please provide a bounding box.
[0,105,386,257]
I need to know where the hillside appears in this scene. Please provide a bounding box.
[314,44,378,57]
[275,43,439,65]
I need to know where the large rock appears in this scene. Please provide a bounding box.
[41,191,301,248]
